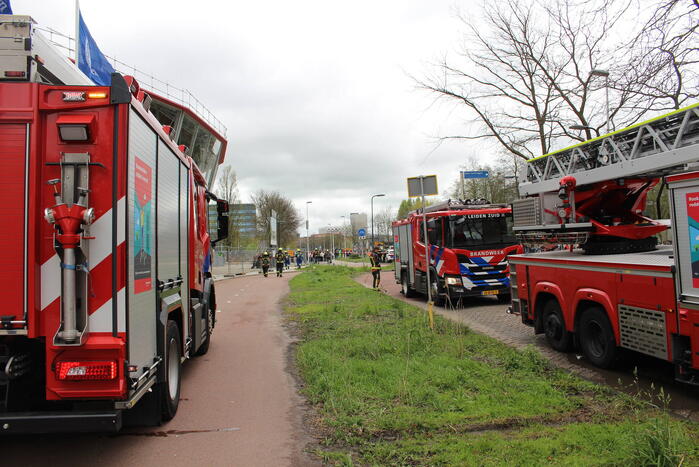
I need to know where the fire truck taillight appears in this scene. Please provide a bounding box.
[87,91,107,99]
[55,361,118,381]
[4,70,26,78]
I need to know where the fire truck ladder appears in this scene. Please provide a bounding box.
[519,103,699,197]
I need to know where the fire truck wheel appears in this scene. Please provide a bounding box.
[430,273,445,307]
[542,300,573,352]
[401,272,416,298]
[578,306,618,368]
[162,320,182,421]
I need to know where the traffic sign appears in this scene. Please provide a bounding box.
[357,228,366,237]
[407,175,438,197]
[463,170,489,179]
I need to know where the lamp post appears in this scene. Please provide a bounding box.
[341,215,347,252]
[591,69,610,134]
[350,212,359,254]
[371,194,385,248]
[305,201,312,262]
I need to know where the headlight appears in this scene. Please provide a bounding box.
[445,276,461,285]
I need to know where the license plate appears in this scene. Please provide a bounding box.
[481,290,499,296]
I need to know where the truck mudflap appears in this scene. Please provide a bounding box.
[0,410,122,434]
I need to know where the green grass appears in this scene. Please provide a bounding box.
[286,266,699,466]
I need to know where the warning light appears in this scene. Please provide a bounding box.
[62,91,86,102]
[55,361,117,381]
[4,71,26,78]
[87,92,107,99]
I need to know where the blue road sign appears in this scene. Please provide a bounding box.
[463,170,489,179]
[358,228,366,237]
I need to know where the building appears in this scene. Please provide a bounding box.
[230,203,257,237]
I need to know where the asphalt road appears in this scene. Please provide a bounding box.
[0,272,318,467]
[361,269,699,422]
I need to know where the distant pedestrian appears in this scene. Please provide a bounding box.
[369,247,382,290]
[261,252,270,277]
[296,249,303,269]
[284,251,291,270]
[275,248,285,277]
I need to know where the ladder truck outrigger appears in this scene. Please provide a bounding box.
[393,200,523,306]
[508,103,699,384]
[0,15,230,432]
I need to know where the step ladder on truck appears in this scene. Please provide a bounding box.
[508,103,699,384]
[0,15,230,433]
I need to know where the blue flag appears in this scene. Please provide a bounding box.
[0,0,13,14]
[77,11,115,86]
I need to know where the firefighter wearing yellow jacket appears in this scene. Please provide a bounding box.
[369,247,382,290]
[275,248,285,277]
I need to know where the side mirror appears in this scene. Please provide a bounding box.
[213,199,229,245]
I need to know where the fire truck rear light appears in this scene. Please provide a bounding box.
[62,91,86,102]
[58,124,89,141]
[55,361,117,381]
[87,92,107,99]
[4,71,26,78]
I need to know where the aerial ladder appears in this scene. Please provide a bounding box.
[512,103,699,253]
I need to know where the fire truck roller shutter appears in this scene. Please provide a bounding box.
[178,160,189,343]
[126,108,158,384]
[0,123,28,328]
[156,139,185,345]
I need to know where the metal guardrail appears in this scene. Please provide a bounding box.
[36,26,227,138]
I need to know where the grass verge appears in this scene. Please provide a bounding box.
[286,266,698,466]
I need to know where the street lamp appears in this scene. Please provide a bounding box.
[341,215,347,251]
[591,69,610,134]
[305,201,312,262]
[371,193,385,247]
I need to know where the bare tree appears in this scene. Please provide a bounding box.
[621,0,699,111]
[251,190,302,248]
[417,0,698,158]
[374,206,395,240]
[214,166,239,247]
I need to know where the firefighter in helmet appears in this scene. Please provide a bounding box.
[369,246,382,290]
[275,247,285,277]
[261,251,270,277]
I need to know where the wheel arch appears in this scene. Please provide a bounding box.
[533,282,567,332]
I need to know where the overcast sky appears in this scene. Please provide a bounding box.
[16,0,500,235]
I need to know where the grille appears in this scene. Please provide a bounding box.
[617,305,668,360]
[512,198,541,228]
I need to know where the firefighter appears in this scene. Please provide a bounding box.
[369,247,382,290]
[261,251,270,277]
[296,249,303,269]
[275,248,285,277]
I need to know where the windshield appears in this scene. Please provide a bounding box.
[448,214,516,249]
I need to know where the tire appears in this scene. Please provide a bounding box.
[401,272,416,298]
[542,299,573,352]
[429,273,445,307]
[578,306,618,368]
[194,301,214,357]
[161,320,182,421]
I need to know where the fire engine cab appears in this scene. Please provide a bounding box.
[0,15,229,432]
[393,200,523,306]
[509,103,699,384]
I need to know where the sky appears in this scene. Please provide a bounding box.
[14,0,500,235]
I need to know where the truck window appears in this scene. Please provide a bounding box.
[447,214,516,249]
[427,218,443,246]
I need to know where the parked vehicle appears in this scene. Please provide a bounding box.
[0,15,229,432]
[393,199,523,306]
[509,103,699,384]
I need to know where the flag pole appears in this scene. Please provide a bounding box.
[74,0,80,63]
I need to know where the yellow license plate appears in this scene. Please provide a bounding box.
[481,290,499,296]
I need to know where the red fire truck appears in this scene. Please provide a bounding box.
[0,15,229,432]
[393,199,523,305]
[509,103,699,384]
